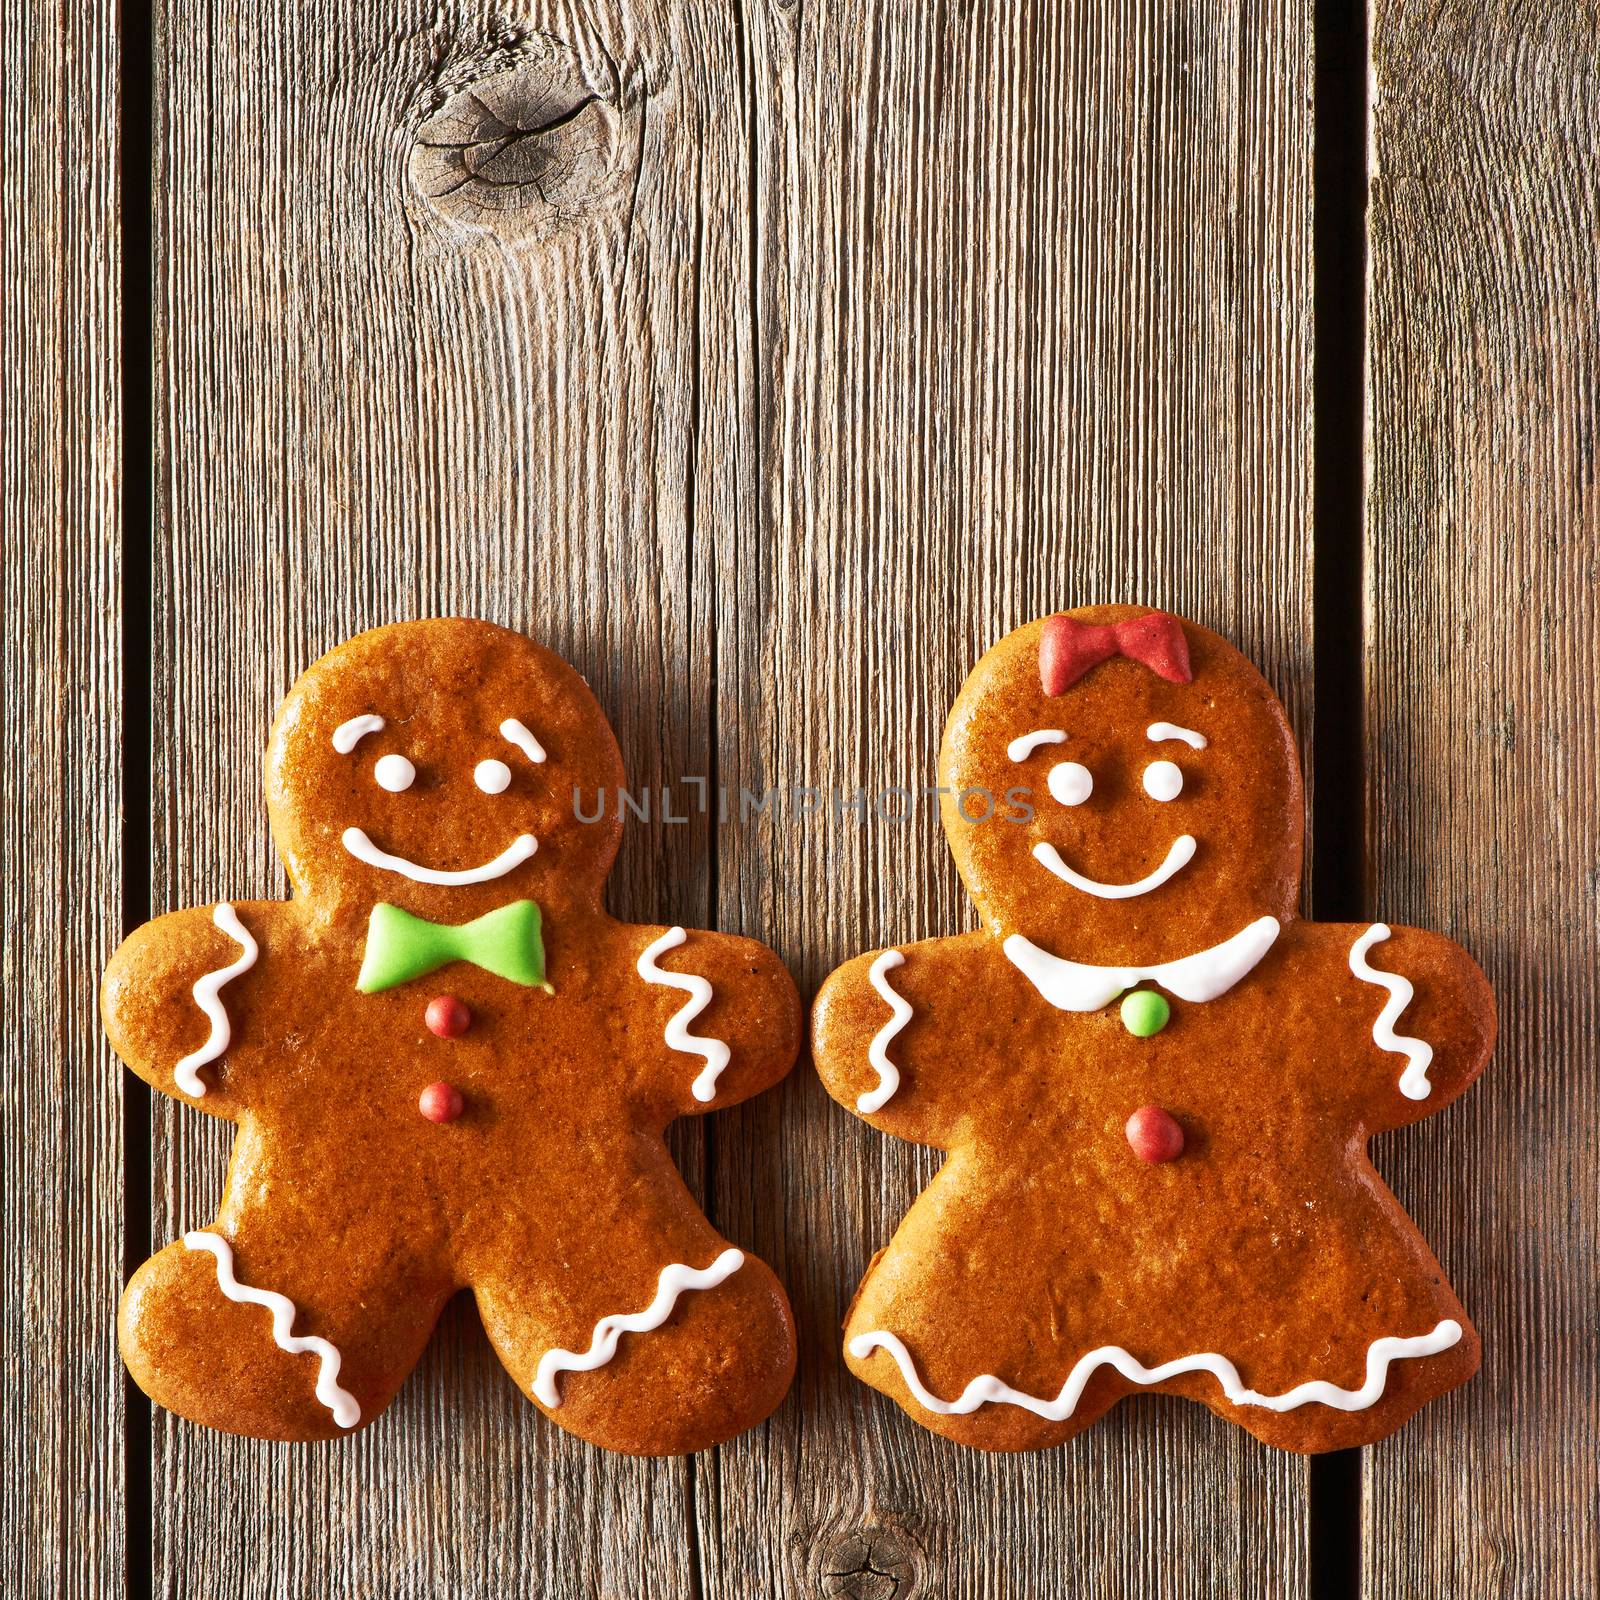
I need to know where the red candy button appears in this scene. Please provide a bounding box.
[1125,1105,1185,1164]
[425,995,471,1038]
[419,1081,465,1123]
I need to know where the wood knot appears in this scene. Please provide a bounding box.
[409,37,636,234]
[815,1523,924,1600]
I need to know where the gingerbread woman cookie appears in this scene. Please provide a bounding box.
[813,606,1494,1452]
[106,618,799,1451]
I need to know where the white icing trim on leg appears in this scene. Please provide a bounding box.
[174,904,259,1098]
[849,1320,1463,1420]
[636,927,731,1102]
[1348,923,1436,1100]
[184,1231,360,1428]
[533,1248,746,1407]
[858,950,911,1113]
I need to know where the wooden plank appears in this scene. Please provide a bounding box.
[149,2,754,1592]
[1364,6,1600,1594]
[0,4,125,1597]
[706,3,1316,1596]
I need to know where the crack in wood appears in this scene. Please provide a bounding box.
[815,1526,922,1600]
[408,49,634,233]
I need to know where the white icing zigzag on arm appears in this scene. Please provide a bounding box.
[174,904,259,1098]
[637,927,732,1103]
[184,1231,360,1428]
[532,1249,746,1407]
[858,950,912,1113]
[1348,923,1436,1100]
[850,1319,1463,1420]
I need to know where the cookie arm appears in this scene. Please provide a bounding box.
[812,938,983,1150]
[1343,923,1495,1131]
[101,903,275,1118]
[630,926,801,1117]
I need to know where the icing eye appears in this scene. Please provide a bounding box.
[475,759,512,795]
[1143,760,1183,802]
[374,754,416,793]
[1047,761,1093,807]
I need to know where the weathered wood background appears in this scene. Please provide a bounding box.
[5,1,1595,1596]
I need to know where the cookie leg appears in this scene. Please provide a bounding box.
[120,1223,453,1440]
[839,1178,1128,1451]
[843,1326,1124,1452]
[475,1242,796,1456]
[1205,1301,1482,1454]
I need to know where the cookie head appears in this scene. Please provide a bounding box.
[938,606,1302,963]
[266,618,624,918]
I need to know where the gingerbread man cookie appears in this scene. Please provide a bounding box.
[106,619,799,1451]
[813,606,1494,1453]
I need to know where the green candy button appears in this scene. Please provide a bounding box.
[1120,990,1170,1037]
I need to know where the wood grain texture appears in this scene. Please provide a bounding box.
[706,3,1315,1596]
[1365,6,1600,1595]
[147,0,1317,1594]
[1,4,125,1598]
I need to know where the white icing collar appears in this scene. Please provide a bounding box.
[1002,915,1282,1013]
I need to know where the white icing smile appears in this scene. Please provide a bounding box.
[1032,834,1196,899]
[341,827,537,886]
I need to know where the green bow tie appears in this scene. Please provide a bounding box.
[357,900,545,994]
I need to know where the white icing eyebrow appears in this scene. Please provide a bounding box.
[1008,729,1068,762]
[1147,722,1207,750]
[500,717,547,764]
[332,714,385,754]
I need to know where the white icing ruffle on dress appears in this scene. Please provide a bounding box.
[850,1318,1463,1420]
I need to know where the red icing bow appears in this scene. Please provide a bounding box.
[1040,612,1192,695]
